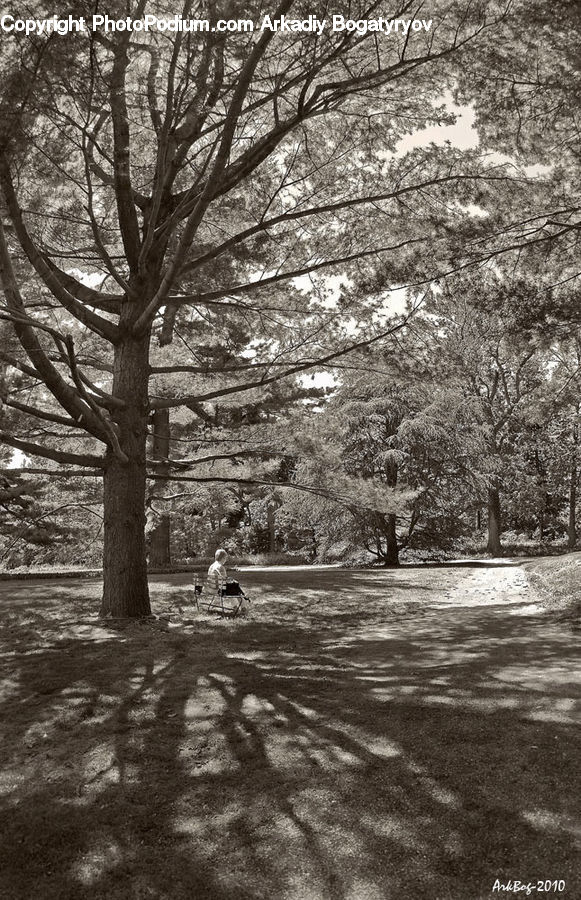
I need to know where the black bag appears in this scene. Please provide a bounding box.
[223,580,242,596]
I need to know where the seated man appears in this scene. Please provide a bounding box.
[207,548,249,616]
[207,548,228,592]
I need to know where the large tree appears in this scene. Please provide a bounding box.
[0,0,545,614]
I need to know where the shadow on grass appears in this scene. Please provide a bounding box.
[0,572,579,900]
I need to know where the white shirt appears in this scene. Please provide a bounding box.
[208,560,227,590]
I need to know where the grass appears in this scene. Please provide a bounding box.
[0,566,579,900]
[523,552,581,623]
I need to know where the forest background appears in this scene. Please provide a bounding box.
[0,0,579,616]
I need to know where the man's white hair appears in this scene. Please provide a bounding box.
[215,548,227,562]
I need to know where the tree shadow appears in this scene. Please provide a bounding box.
[0,573,579,899]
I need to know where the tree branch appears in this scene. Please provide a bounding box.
[150,313,409,409]
[0,158,120,342]
[175,237,424,306]
[0,430,104,467]
[0,219,110,441]
[0,397,78,428]
[177,174,523,277]
[109,31,143,273]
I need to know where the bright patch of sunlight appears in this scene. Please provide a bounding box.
[394,692,580,722]
[60,681,93,697]
[326,720,402,761]
[225,650,266,660]
[241,694,276,716]
[431,694,521,709]
[192,755,241,777]
[333,746,364,766]
[342,623,405,642]
[346,878,393,900]
[0,675,20,702]
[366,737,402,759]
[236,563,340,572]
[414,773,461,809]
[355,674,399,682]
[526,700,580,725]
[521,809,581,841]
[264,731,310,769]
[173,804,243,852]
[509,602,544,616]
[0,769,26,796]
[358,812,426,850]
[284,699,321,720]
[70,838,123,886]
[208,673,235,684]
[208,672,237,697]
[185,688,227,719]
[172,816,209,843]
[307,745,362,770]
[82,744,120,790]
[494,665,579,690]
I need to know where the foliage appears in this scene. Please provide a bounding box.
[0,1,579,600]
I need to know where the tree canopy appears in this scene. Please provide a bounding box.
[0,0,579,612]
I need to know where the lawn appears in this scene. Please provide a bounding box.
[0,565,579,900]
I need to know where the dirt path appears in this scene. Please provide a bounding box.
[0,564,579,900]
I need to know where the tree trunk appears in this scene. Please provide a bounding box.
[568,459,577,549]
[267,498,276,553]
[568,423,578,550]
[150,512,171,566]
[100,331,151,617]
[486,487,502,556]
[149,407,171,567]
[382,514,400,566]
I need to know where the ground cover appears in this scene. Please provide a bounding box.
[0,566,579,900]
[523,552,581,623]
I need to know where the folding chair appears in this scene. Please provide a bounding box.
[192,575,203,610]
[202,579,250,618]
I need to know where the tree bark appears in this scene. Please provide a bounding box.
[534,446,547,541]
[486,487,502,556]
[568,423,578,549]
[568,460,577,549]
[149,514,171,566]
[266,492,282,553]
[100,331,151,617]
[267,497,276,553]
[382,513,400,566]
[149,407,171,567]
